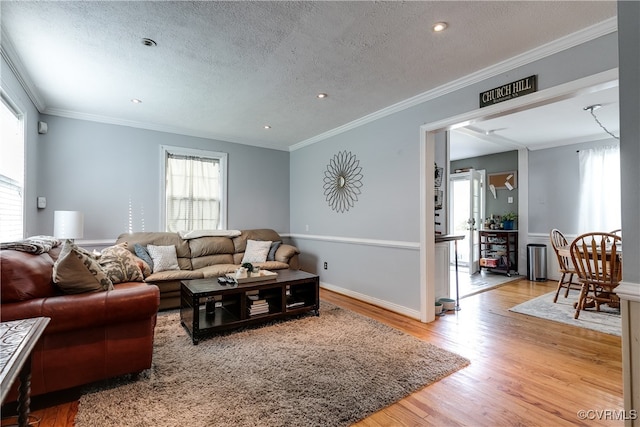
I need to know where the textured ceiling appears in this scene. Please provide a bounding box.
[1,1,617,151]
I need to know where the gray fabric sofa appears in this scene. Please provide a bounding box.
[116,229,299,310]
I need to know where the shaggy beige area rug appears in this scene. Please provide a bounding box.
[76,302,469,426]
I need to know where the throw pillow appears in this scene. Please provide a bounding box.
[267,241,282,261]
[134,243,154,271]
[241,239,272,264]
[99,243,145,284]
[135,257,152,278]
[147,244,180,273]
[53,240,113,294]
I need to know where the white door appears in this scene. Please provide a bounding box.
[449,169,485,274]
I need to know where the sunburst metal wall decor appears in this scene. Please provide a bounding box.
[323,150,364,213]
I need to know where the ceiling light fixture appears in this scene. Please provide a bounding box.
[264,125,271,129]
[584,104,618,140]
[131,98,142,104]
[317,93,328,99]
[432,22,448,32]
[141,38,157,47]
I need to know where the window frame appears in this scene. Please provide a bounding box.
[160,145,228,231]
[0,94,25,241]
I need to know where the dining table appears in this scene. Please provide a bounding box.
[556,243,622,259]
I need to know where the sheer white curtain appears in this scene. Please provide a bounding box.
[577,145,621,233]
[166,154,221,232]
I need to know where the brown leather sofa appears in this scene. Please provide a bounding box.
[116,228,300,310]
[0,246,160,401]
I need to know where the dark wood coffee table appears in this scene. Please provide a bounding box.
[180,269,319,344]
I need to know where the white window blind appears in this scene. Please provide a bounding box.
[163,147,227,232]
[0,98,24,242]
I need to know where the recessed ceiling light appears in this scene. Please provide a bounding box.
[141,38,157,47]
[432,22,448,32]
[131,98,142,104]
[317,93,328,99]
[264,125,271,129]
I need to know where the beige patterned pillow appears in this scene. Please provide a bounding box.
[53,240,113,294]
[147,244,180,273]
[99,243,145,284]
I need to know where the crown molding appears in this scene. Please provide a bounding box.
[0,28,46,112]
[43,107,290,152]
[289,17,618,152]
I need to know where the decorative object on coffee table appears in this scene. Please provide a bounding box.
[228,269,278,284]
[241,262,254,273]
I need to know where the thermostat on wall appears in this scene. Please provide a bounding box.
[37,196,46,209]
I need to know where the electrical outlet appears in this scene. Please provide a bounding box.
[508,196,513,203]
[323,262,328,270]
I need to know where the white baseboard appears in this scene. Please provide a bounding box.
[320,281,421,320]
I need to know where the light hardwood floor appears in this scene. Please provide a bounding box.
[3,278,623,426]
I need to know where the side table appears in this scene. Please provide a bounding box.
[1,317,50,427]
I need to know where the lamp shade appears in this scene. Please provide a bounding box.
[53,211,84,239]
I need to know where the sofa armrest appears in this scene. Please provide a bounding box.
[274,244,300,263]
[0,282,160,334]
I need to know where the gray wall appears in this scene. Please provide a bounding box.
[34,115,290,239]
[290,32,620,313]
[528,138,617,234]
[451,150,518,221]
[0,102,287,242]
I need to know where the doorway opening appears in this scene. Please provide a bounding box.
[449,169,486,297]
[419,69,618,323]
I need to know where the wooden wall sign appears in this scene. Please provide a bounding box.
[480,75,537,108]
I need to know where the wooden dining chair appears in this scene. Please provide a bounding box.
[570,232,623,319]
[549,229,581,303]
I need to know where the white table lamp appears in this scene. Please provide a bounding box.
[53,211,84,241]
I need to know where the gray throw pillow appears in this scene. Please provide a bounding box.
[267,241,281,261]
[134,243,154,271]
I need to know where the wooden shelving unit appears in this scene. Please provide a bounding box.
[479,230,518,276]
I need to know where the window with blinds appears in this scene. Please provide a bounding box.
[0,98,24,242]
[162,146,227,232]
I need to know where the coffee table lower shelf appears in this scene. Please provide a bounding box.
[180,270,319,344]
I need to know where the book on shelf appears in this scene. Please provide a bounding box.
[286,301,305,309]
[249,301,269,309]
[247,299,270,316]
[247,297,267,305]
[248,305,270,316]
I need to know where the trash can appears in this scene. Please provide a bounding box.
[527,243,547,281]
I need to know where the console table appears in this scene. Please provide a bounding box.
[1,317,50,427]
[181,270,319,344]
